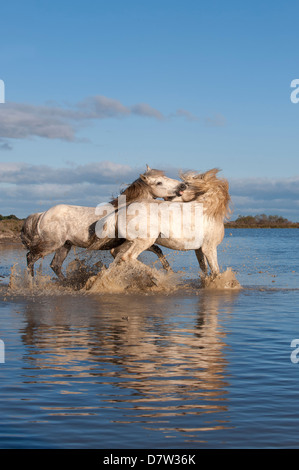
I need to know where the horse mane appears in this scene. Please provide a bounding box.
[180,168,231,220]
[110,169,165,208]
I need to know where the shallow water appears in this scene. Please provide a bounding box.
[0,229,299,448]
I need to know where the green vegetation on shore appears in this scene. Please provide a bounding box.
[0,214,20,221]
[0,214,24,241]
[225,214,299,228]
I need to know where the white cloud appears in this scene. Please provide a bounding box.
[229,177,299,221]
[0,161,135,185]
[131,103,164,120]
[0,162,298,221]
[0,95,226,149]
[0,161,146,217]
[0,95,167,147]
[230,176,299,200]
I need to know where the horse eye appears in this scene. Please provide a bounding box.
[156,181,162,186]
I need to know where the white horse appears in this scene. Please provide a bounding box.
[90,169,231,278]
[21,166,186,279]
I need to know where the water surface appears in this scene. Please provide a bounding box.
[0,229,299,448]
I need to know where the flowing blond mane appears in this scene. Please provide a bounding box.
[180,168,231,220]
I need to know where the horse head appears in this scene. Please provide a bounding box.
[139,165,186,200]
[173,168,231,220]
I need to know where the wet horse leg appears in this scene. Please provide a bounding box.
[195,248,208,276]
[50,241,72,280]
[26,251,43,277]
[201,244,220,277]
[112,239,160,286]
[111,243,170,270]
[112,239,155,264]
[146,245,171,271]
[146,245,170,270]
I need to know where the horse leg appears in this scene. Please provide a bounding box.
[110,241,134,262]
[113,239,154,264]
[195,248,208,276]
[50,242,72,280]
[147,245,171,271]
[112,239,160,287]
[111,243,169,270]
[201,245,220,277]
[26,251,42,277]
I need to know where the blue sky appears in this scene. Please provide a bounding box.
[1,0,299,219]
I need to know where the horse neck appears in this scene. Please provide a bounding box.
[110,178,153,208]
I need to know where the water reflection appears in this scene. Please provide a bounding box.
[1,230,299,448]
[18,290,240,441]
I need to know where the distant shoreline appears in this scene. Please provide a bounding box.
[0,218,23,245]
[225,224,299,229]
[0,216,298,246]
[225,214,299,229]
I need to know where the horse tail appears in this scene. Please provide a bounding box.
[21,212,44,251]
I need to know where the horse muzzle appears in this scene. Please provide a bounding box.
[163,183,188,201]
[175,183,187,196]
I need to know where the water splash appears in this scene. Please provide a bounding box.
[7,256,241,296]
[7,258,104,295]
[200,268,241,290]
[8,262,54,294]
[85,259,182,293]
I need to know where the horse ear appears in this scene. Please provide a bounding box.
[146,164,151,172]
[140,173,148,182]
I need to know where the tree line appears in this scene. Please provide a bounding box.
[0,214,21,221]
[225,214,299,228]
